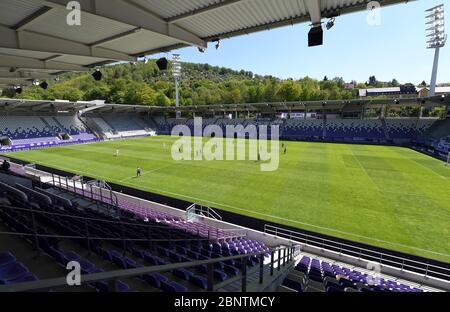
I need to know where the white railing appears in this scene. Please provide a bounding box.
[186,203,222,221]
[264,224,450,281]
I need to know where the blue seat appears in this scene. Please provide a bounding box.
[97,279,130,292]
[327,285,344,292]
[0,252,16,268]
[78,259,95,274]
[282,278,302,292]
[0,262,29,284]
[10,273,38,284]
[173,268,194,281]
[161,280,188,292]
[214,270,227,282]
[117,280,130,292]
[101,249,113,262]
[224,265,239,276]
[186,250,199,260]
[190,275,207,289]
[144,272,168,288]
[131,248,145,259]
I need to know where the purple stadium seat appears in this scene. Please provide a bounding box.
[0,262,29,284]
[189,275,207,290]
[214,270,227,282]
[161,280,188,292]
[224,265,239,276]
[144,272,168,289]
[0,252,16,268]
[173,268,194,281]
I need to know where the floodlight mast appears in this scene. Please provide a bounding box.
[172,54,182,119]
[426,4,446,96]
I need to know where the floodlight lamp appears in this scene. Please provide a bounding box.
[326,17,335,30]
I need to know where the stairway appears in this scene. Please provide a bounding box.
[380,118,390,140]
[51,117,67,132]
[216,248,299,292]
[421,119,450,140]
[39,117,56,136]
[80,117,105,139]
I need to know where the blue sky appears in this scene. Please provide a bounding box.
[153,0,448,84]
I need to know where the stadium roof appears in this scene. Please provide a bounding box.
[0,95,447,114]
[0,0,415,87]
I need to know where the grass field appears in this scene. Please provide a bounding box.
[9,136,450,262]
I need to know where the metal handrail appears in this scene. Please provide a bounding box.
[0,244,300,292]
[186,203,222,221]
[265,224,450,280]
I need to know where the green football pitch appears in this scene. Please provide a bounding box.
[9,136,450,262]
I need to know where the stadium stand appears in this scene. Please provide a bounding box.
[0,112,443,151]
[84,115,155,139]
[325,119,385,141]
[0,170,281,292]
[281,255,428,292]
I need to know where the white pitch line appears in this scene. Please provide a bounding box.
[349,149,382,192]
[119,180,450,260]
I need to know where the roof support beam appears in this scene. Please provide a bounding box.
[0,71,55,79]
[90,27,143,47]
[0,26,136,62]
[31,103,54,111]
[11,6,54,31]
[37,0,207,48]
[0,54,89,72]
[0,77,33,84]
[167,0,245,23]
[305,0,322,26]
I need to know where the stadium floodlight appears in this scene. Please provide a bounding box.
[39,81,48,90]
[326,17,335,30]
[14,85,22,94]
[172,54,182,119]
[426,4,446,96]
[156,57,169,70]
[92,68,102,81]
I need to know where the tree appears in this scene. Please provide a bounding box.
[154,92,171,106]
[275,80,301,102]
[420,81,427,87]
[368,76,377,86]
[323,76,328,81]
[390,79,399,87]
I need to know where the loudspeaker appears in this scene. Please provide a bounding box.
[308,25,323,47]
[156,57,168,71]
[92,70,102,81]
[39,81,48,90]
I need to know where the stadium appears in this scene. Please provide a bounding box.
[0,0,449,300]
